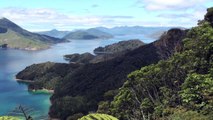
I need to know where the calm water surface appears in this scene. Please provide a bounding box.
[0,35,154,116]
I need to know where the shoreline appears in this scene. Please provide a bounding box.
[15,78,54,94]
[0,46,49,51]
[15,78,35,83]
[29,88,54,94]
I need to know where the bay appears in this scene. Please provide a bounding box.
[0,35,154,116]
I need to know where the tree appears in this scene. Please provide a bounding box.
[8,105,48,120]
[205,7,213,26]
[180,73,213,110]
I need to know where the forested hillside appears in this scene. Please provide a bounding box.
[17,27,186,119]
[104,7,213,120]
[16,7,213,120]
[49,28,186,119]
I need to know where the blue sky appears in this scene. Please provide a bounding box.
[0,0,212,31]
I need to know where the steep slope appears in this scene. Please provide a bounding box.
[49,28,186,119]
[0,29,48,50]
[37,29,70,38]
[0,18,65,50]
[16,27,186,119]
[106,7,213,120]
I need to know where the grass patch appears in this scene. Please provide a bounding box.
[0,29,49,50]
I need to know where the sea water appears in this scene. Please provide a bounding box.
[0,35,154,116]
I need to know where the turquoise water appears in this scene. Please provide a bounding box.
[0,35,154,116]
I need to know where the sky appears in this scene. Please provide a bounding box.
[0,0,212,31]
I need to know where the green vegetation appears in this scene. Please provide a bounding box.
[51,96,87,118]
[106,8,213,120]
[49,27,185,119]
[93,39,144,54]
[78,114,118,120]
[64,52,95,64]
[15,7,213,120]
[205,7,213,26]
[17,28,186,119]
[166,107,211,120]
[64,40,145,64]
[0,29,49,50]
[0,116,20,120]
[63,31,99,40]
[63,28,113,40]
[16,62,80,90]
[0,18,65,50]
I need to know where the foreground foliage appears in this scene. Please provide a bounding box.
[49,28,185,119]
[78,114,118,120]
[0,116,20,120]
[106,8,213,120]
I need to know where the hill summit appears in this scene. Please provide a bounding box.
[0,18,65,50]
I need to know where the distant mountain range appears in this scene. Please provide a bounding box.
[0,18,65,50]
[63,28,113,40]
[95,26,170,35]
[95,26,174,39]
[37,26,172,40]
[37,29,70,39]
[0,18,172,50]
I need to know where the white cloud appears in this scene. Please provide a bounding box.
[0,4,209,31]
[0,8,101,30]
[137,0,210,11]
[0,7,134,31]
[134,0,211,27]
[156,7,208,27]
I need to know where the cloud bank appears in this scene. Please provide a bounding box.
[137,0,211,11]
[0,0,211,31]
[0,7,135,31]
[135,0,211,27]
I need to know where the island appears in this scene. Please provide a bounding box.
[63,28,113,40]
